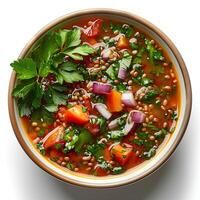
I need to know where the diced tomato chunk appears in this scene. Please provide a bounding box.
[111,144,133,165]
[104,147,112,161]
[49,149,62,159]
[64,105,89,125]
[107,90,122,112]
[83,19,103,37]
[29,131,38,140]
[42,126,64,149]
[84,122,100,136]
[88,38,97,45]
[94,166,108,176]
[117,36,129,49]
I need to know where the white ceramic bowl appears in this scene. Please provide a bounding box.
[8,9,192,188]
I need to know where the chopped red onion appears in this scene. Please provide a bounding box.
[108,119,119,130]
[92,82,112,94]
[123,110,145,135]
[121,92,137,107]
[131,110,145,123]
[101,48,113,61]
[41,126,64,145]
[118,67,127,79]
[124,121,134,135]
[89,115,98,119]
[108,114,127,130]
[94,103,112,119]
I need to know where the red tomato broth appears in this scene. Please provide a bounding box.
[17,17,180,177]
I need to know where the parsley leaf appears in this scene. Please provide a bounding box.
[141,89,159,103]
[110,22,133,38]
[141,77,154,86]
[32,32,59,63]
[151,66,164,76]
[65,28,81,48]
[133,47,145,64]
[18,98,32,117]
[65,44,95,60]
[11,58,37,80]
[31,108,54,124]
[118,51,132,70]
[12,79,35,98]
[106,51,132,80]
[106,62,119,80]
[60,71,84,83]
[145,39,164,65]
[75,129,93,153]
[32,83,43,109]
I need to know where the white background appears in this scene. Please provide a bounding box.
[0,0,199,199]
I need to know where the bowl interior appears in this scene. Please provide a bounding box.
[10,10,190,188]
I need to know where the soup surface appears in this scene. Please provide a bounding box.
[11,17,179,176]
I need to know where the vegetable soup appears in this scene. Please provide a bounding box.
[11,18,179,176]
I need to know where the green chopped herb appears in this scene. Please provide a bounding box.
[36,142,46,155]
[66,162,74,170]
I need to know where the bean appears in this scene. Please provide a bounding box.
[150,40,155,44]
[143,123,147,127]
[161,105,166,111]
[144,105,148,111]
[136,151,140,156]
[101,66,106,70]
[64,157,70,162]
[163,86,171,91]
[86,167,92,171]
[62,122,67,128]
[57,160,61,164]
[163,62,168,67]
[74,168,79,172]
[163,99,168,106]
[130,70,135,76]
[132,50,138,55]
[82,155,91,161]
[88,162,93,167]
[32,122,38,127]
[91,156,95,162]
[61,162,66,166]
[128,86,132,90]
[42,123,47,127]
[163,122,168,128]
[101,77,107,83]
[133,71,138,77]
[114,80,119,84]
[100,60,105,64]
[153,117,158,122]
[149,135,155,141]
[170,73,175,78]
[149,115,154,120]
[35,127,40,132]
[142,73,147,78]
[128,80,133,85]
[164,75,170,79]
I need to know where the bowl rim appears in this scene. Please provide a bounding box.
[8,8,192,188]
